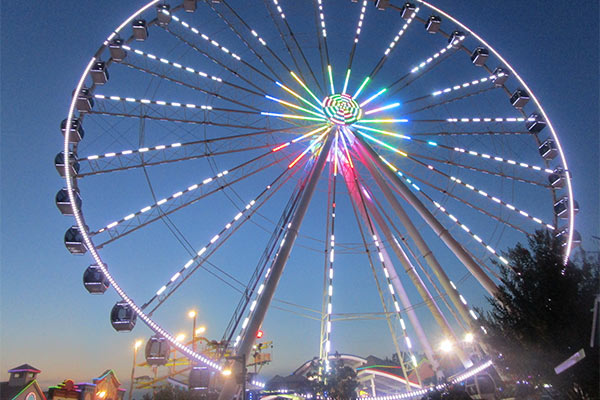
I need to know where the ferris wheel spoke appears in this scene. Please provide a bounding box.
[391,166,530,236]
[367,5,420,82]
[355,129,550,187]
[263,0,324,95]
[118,59,259,111]
[86,109,267,130]
[409,130,531,137]
[339,0,369,96]
[314,0,331,79]
[143,163,299,314]
[403,86,497,116]
[162,26,269,95]
[219,0,300,83]
[93,151,286,247]
[122,44,264,99]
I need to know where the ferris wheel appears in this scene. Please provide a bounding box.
[57,0,578,398]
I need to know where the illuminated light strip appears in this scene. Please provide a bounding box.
[288,128,331,168]
[327,65,335,94]
[364,102,401,115]
[357,131,408,157]
[359,88,387,107]
[447,175,554,229]
[95,169,230,234]
[418,0,575,263]
[342,69,351,95]
[339,127,355,168]
[249,28,268,46]
[272,125,330,152]
[290,71,322,105]
[148,169,292,312]
[445,116,534,123]
[353,125,411,140]
[316,0,328,38]
[82,140,185,161]
[353,76,370,99]
[270,0,286,19]
[383,8,419,56]
[432,73,503,96]
[251,380,266,388]
[275,81,323,113]
[265,95,326,118]
[68,4,222,372]
[261,111,327,122]
[94,94,213,111]
[322,166,338,370]
[351,1,368,44]
[122,45,224,83]
[410,36,464,74]
[166,11,242,61]
[357,118,408,123]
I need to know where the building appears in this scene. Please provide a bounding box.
[0,364,46,400]
[47,371,125,400]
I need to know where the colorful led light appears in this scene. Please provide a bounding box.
[322,93,362,125]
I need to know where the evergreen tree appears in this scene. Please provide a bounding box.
[478,230,599,399]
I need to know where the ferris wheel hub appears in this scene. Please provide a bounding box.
[322,93,362,125]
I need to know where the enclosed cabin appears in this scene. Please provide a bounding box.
[189,366,211,391]
[109,38,127,62]
[157,4,171,26]
[145,335,171,366]
[510,89,530,109]
[64,226,87,254]
[538,139,558,160]
[61,118,85,143]
[555,227,582,248]
[464,374,496,400]
[526,113,546,133]
[375,0,390,10]
[83,264,110,294]
[448,30,465,47]
[548,166,567,188]
[471,47,489,67]
[55,151,80,177]
[91,61,109,85]
[491,67,509,86]
[111,301,137,331]
[55,188,82,215]
[75,87,94,113]
[554,196,579,219]
[400,2,416,20]
[425,15,441,33]
[132,19,149,41]
[184,0,197,12]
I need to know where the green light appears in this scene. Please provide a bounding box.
[327,65,335,95]
[342,69,351,94]
[353,76,370,99]
[357,130,407,157]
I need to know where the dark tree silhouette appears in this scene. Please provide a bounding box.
[477,230,599,399]
[306,354,359,399]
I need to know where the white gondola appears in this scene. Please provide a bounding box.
[61,118,85,143]
[54,151,80,177]
[132,19,148,41]
[108,38,127,62]
[471,47,489,67]
[110,301,137,331]
[90,61,109,85]
[145,335,171,365]
[510,89,530,109]
[156,4,171,26]
[425,15,441,33]
[64,226,87,254]
[83,265,109,294]
[55,188,81,215]
[183,0,197,12]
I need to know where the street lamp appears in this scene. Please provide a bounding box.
[440,339,454,353]
[129,340,143,400]
[188,310,197,352]
[464,332,474,343]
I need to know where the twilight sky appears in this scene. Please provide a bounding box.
[1,0,598,391]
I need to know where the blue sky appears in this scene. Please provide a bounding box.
[1,0,598,390]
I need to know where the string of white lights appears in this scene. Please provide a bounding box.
[410,35,464,74]
[384,7,419,56]
[431,73,504,96]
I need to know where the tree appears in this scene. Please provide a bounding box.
[306,355,359,399]
[478,230,599,399]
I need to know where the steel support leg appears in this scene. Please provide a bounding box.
[218,134,334,400]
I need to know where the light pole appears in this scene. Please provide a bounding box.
[129,339,143,400]
[188,310,197,352]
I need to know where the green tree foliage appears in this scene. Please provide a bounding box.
[306,355,359,399]
[478,230,599,399]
